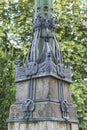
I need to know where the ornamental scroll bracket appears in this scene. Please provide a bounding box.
[60,100,71,121]
[22,99,35,120]
[33,14,56,32]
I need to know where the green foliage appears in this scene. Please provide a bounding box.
[71,80,87,130]
[0,0,87,130]
[0,48,15,130]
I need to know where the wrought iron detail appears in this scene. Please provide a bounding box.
[15,58,72,82]
[26,62,38,76]
[60,100,71,121]
[33,14,56,31]
[22,99,35,119]
[14,14,72,83]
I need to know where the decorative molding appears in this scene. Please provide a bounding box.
[60,100,71,121]
[26,62,38,76]
[7,117,79,123]
[15,58,72,83]
[22,99,35,119]
[33,14,56,31]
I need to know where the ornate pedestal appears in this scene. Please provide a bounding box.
[7,66,78,130]
[7,0,79,129]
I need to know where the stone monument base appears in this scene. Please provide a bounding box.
[8,121,78,130]
[7,76,78,130]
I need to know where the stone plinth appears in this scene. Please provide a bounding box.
[15,77,72,103]
[7,76,78,130]
[8,121,78,130]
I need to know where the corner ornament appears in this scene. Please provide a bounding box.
[22,99,35,119]
[60,100,71,121]
[26,62,38,76]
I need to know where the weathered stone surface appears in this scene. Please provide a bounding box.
[8,102,78,121]
[64,82,72,102]
[52,121,58,130]
[9,102,62,119]
[9,123,19,130]
[16,81,29,102]
[36,77,58,100]
[71,123,78,130]
[19,123,27,130]
[8,121,78,130]
[58,123,67,130]
[13,123,19,130]
[15,77,72,103]
[9,104,24,119]
[8,123,19,130]
[8,76,78,130]
[33,102,62,118]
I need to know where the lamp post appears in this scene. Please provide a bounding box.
[7,0,79,130]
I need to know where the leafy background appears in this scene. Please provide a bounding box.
[0,0,87,130]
